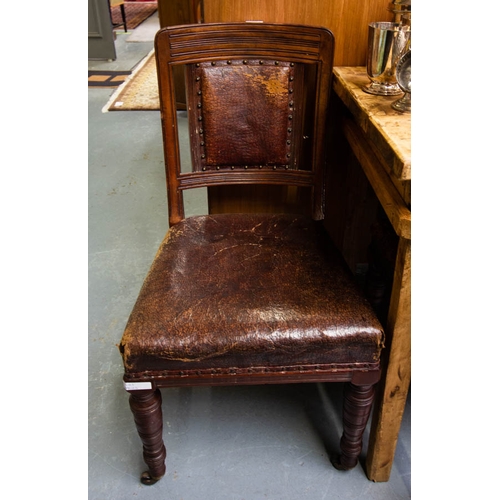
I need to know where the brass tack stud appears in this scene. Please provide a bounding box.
[286,153,291,158]
[274,61,279,65]
[290,76,294,81]
[290,62,295,67]
[285,165,289,169]
[201,154,206,159]
[202,167,206,171]
[273,166,277,170]
[198,116,203,121]
[259,165,263,169]
[243,60,248,64]
[197,103,202,108]
[288,128,292,133]
[200,141,205,146]
[199,128,204,134]
[227,60,232,64]
[196,63,200,67]
[259,60,264,65]
[216,166,220,170]
[289,89,294,94]
[231,166,235,170]
[244,165,248,169]
[211,61,216,66]
[197,90,202,95]
[288,115,293,120]
[196,76,201,81]
[286,140,291,145]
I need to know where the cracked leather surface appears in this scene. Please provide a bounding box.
[120,215,383,372]
[199,63,292,167]
[120,214,383,374]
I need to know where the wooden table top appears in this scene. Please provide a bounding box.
[332,67,411,182]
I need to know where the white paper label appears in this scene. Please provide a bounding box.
[124,382,152,391]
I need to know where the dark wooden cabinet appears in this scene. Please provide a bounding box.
[157,1,203,109]
[157,0,203,27]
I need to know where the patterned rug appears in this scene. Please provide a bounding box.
[111,1,157,31]
[102,50,160,110]
[88,70,132,88]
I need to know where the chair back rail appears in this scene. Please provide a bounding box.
[154,23,334,225]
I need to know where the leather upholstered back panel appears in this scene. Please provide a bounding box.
[187,60,305,171]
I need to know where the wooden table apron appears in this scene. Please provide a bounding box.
[331,67,411,482]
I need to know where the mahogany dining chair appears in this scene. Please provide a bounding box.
[119,22,384,485]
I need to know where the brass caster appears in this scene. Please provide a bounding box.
[140,470,162,485]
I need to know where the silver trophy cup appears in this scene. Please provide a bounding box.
[363,22,411,96]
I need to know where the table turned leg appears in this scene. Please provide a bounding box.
[129,388,167,485]
[333,382,376,471]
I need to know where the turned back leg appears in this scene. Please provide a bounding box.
[333,382,376,471]
[129,388,167,485]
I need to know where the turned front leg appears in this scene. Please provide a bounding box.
[129,388,167,484]
[333,382,376,471]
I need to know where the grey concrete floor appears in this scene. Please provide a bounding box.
[89,31,411,500]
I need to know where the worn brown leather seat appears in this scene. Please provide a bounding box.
[119,22,384,486]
